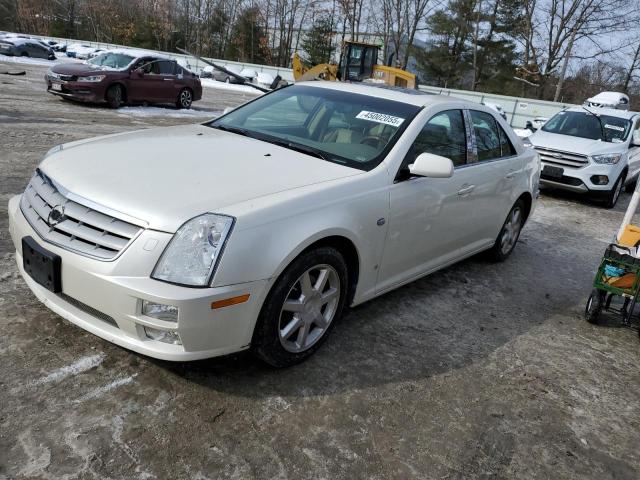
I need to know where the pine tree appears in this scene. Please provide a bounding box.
[301,16,334,66]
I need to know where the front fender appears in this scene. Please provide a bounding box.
[212,173,390,306]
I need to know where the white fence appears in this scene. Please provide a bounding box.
[25,33,574,126]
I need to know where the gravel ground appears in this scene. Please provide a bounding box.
[1,61,639,480]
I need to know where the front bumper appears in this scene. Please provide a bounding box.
[540,160,623,194]
[46,78,106,103]
[8,195,269,361]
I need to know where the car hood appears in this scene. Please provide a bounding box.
[530,129,626,156]
[40,124,363,232]
[50,62,121,76]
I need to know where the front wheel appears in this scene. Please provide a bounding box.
[105,84,123,109]
[252,247,348,367]
[488,199,525,261]
[603,173,625,209]
[585,289,605,324]
[176,88,193,109]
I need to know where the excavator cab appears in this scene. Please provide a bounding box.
[337,41,379,82]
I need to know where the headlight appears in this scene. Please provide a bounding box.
[592,153,622,164]
[152,213,234,287]
[43,144,63,159]
[77,75,105,82]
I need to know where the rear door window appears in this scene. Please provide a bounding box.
[470,110,502,161]
[156,61,176,75]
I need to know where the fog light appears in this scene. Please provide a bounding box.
[143,326,182,345]
[142,300,178,322]
[591,175,609,185]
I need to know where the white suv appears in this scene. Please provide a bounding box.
[8,82,539,366]
[525,107,640,208]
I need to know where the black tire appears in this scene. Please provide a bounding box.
[106,84,123,109]
[488,199,525,262]
[603,172,625,209]
[585,289,605,324]
[252,247,348,368]
[624,175,637,193]
[176,88,193,109]
[20,51,29,57]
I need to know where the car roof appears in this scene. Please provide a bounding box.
[298,81,476,109]
[565,106,639,120]
[98,48,172,61]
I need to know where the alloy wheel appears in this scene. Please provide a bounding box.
[500,206,522,255]
[278,264,341,353]
[180,90,192,108]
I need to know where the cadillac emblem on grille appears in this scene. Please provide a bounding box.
[47,204,66,226]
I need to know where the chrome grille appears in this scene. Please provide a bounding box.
[20,170,143,260]
[534,147,589,169]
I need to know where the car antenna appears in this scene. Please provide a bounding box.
[582,105,606,141]
[176,47,273,94]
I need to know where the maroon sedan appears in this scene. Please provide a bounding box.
[45,50,202,109]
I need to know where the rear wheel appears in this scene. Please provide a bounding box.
[176,88,193,109]
[603,172,625,209]
[488,200,525,261]
[252,247,348,367]
[585,289,605,324]
[20,51,29,57]
[106,84,123,109]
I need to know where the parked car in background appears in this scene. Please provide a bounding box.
[66,43,97,59]
[212,64,243,83]
[88,48,105,59]
[524,107,640,208]
[256,71,275,89]
[0,37,55,60]
[585,91,630,111]
[45,50,202,109]
[8,82,538,366]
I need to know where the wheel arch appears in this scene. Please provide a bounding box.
[516,191,533,223]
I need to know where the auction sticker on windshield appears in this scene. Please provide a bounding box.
[356,111,405,127]
[605,124,624,132]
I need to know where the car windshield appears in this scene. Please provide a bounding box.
[541,110,631,143]
[206,85,421,171]
[87,52,135,69]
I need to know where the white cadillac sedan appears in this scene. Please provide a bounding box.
[8,82,539,367]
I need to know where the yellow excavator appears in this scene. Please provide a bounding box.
[292,41,416,89]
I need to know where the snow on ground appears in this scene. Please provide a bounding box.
[513,128,533,138]
[0,54,82,67]
[200,78,263,95]
[116,106,221,119]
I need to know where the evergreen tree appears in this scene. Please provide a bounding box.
[301,16,334,66]
[229,7,270,64]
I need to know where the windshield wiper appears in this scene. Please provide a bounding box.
[211,124,252,138]
[248,133,333,162]
[582,106,607,141]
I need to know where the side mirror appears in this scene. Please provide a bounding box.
[409,153,454,178]
[631,132,640,147]
[134,68,145,77]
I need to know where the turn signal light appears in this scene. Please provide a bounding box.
[211,294,250,310]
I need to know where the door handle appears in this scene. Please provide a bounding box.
[505,170,516,179]
[163,78,173,81]
[458,184,475,196]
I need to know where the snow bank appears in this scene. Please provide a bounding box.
[200,78,262,95]
[116,106,221,118]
